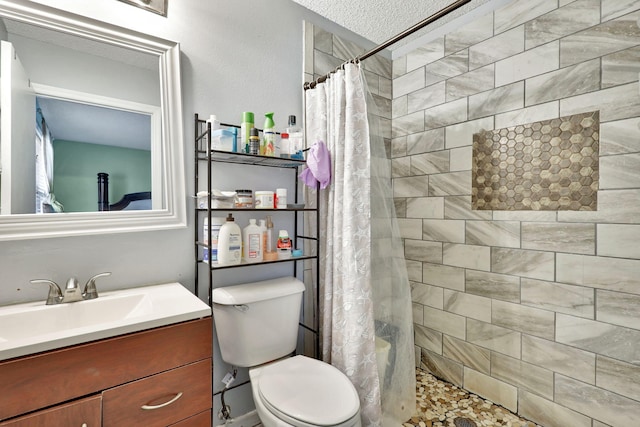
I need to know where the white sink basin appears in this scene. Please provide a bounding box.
[0,282,211,361]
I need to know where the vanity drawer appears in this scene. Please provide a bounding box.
[0,395,101,427]
[169,410,212,427]
[102,358,212,427]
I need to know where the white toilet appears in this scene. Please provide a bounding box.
[211,277,361,427]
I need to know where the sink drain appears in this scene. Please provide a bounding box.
[453,417,477,427]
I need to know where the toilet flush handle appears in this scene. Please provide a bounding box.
[233,304,249,312]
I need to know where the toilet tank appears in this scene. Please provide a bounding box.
[211,276,305,367]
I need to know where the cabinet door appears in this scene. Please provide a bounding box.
[102,359,212,427]
[0,395,101,427]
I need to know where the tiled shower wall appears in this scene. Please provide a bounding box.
[393,0,640,426]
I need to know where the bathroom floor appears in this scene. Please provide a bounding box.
[405,368,541,427]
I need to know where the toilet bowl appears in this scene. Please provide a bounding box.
[249,355,361,427]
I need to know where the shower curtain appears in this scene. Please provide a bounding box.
[305,63,415,426]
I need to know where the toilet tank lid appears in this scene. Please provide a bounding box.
[211,276,305,305]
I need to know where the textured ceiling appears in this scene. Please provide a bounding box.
[292,0,490,48]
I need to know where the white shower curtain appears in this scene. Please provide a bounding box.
[305,63,415,426]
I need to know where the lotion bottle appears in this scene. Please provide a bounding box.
[218,213,242,265]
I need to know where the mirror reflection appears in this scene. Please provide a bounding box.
[0,14,161,215]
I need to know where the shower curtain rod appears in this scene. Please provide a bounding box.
[303,0,471,90]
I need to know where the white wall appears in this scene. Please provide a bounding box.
[0,0,376,419]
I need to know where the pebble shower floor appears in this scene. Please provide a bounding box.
[405,368,542,427]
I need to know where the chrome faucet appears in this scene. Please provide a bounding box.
[31,272,111,305]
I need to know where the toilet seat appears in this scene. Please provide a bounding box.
[256,355,360,426]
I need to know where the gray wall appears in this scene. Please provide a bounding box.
[394,0,640,426]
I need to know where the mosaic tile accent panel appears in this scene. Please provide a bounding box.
[472,111,599,211]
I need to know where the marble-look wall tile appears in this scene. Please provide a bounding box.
[391,136,407,158]
[558,189,640,224]
[525,58,600,106]
[557,253,640,295]
[421,349,464,387]
[391,157,411,178]
[408,81,446,113]
[444,290,491,323]
[443,243,491,271]
[492,299,555,340]
[423,219,465,243]
[393,176,429,198]
[493,210,557,222]
[465,270,521,303]
[522,334,596,385]
[413,301,423,324]
[524,0,600,49]
[414,324,443,354]
[596,289,640,330]
[495,41,559,87]
[405,239,443,263]
[467,319,521,358]
[393,67,425,98]
[445,12,493,55]
[444,196,493,220]
[491,352,554,399]
[411,151,449,175]
[468,81,523,120]
[423,306,466,340]
[491,247,555,281]
[313,49,343,76]
[555,375,640,427]
[596,355,640,401]
[494,0,557,35]
[446,64,494,102]
[494,101,559,129]
[393,96,408,119]
[424,97,468,130]
[521,222,595,255]
[560,82,640,123]
[469,26,524,70]
[407,197,444,219]
[406,37,444,72]
[519,390,592,427]
[443,335,491,375]
[601,0,640,21]
[600,117,640,155]
[393,56,407,79]
[602,46,640,88]
[411,281,444,310]
[560,11,640,67]
[556,314,640,364]
[394,198,406,218]
[332,34,366,62]
[449,146,472,172]
[445,117,494,149]
[600,153,640,190]
[521,278,594,319]
[313,25,333,54]
[423,262,465,291]
[397,218,422,240]
[392,111,425,138]
[428,171,471,196]
[407,128,445,155]
[407,259,423,283]
[463,367,518,412]
[592,422,612,427]
[466,220,520,248]
[598,224,640,259]
[426,50,468,86]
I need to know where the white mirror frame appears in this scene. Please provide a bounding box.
[0,0,186,240]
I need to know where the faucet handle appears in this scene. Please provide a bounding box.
[30,279,63,305]
[83,272,111,300]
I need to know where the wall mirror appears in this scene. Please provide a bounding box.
[0,0,186,240]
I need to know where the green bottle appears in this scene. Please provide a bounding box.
[262,112,276,156]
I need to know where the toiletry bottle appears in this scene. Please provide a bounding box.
[243,219,263,263]
[203,216,225,263]
[287,115,304,159]
[258,219,267,259]
[265,215,275,257]
[277,229,292,260]
[218,213,242,265]
[240,112,254,153]
[262,112,276,156]
[207,114,221,131]
[249,127,260,155]
[280,132,290,158]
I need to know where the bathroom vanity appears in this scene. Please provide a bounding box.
[0,317,213,427]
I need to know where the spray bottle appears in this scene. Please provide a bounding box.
[262,112,276,156]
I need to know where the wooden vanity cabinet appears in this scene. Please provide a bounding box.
[0,317,213,427]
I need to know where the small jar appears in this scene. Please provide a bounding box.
[276,188,287,209]
[235,189,253,208]
[255,191,274,209]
